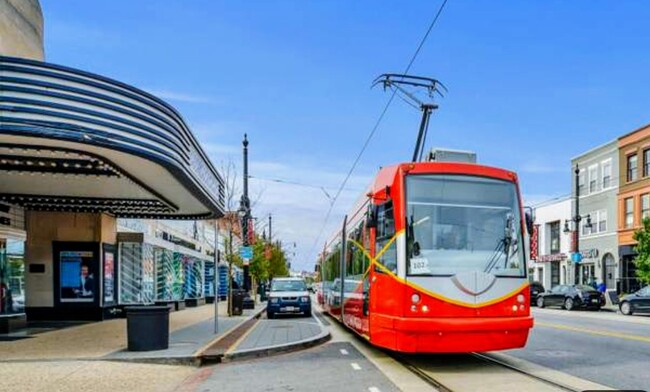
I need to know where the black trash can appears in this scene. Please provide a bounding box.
[125,306,170,351]
[231,289,244,316]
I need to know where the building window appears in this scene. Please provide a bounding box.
[549,221,560,254]
[645,149,650,177]
[589,165,598,193]
[628,154,638,182]
[643,194,650,220]
[598,210,607,233]
[578,170,586,195]
[602,160,612,189]
[582,218,592,236]
[625,197,634,228]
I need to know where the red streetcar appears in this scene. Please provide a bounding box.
[319,156,534,353]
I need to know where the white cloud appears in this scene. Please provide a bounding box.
[519,162,566,174]
[523,193,570,207]
[240,159,373,272]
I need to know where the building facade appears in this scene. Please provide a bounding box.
[572,140,620,290]
[530,197,572,290]
[618,124,650,293]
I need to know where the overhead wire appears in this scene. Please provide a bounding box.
[306,0,450,261]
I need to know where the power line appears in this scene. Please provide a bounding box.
[306,0,450,261]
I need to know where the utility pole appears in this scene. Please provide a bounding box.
[269,214,272,242]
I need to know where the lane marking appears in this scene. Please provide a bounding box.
[351,362,362,370]
[340,349,349,355]
[368,387,381,392]
[536,321,650,344]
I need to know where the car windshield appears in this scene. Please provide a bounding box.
[576,285,598,292]
[406,174,525,277]
[271,280,306,292]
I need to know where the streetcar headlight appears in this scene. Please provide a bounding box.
[410,305,417,312]
[411,293,421,304]
[512,305,518,312]
[517,294,525,303]
[422,305,429,313]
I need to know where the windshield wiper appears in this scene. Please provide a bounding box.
[484,213,517,274]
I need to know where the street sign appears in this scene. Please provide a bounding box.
[571,252,583,264]
[239,246,253,260]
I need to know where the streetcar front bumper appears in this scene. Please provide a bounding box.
[371,314,534,353]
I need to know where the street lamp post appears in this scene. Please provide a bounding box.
[239,134,252,293]
[564,164,592,285]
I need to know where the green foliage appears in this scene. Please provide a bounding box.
[242,237,289,282]
[632,217,650,285]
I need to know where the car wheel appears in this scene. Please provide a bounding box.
[267,312,275,319]
[564,298,574,311]
[536,296,545,308]
[620,301,633,316]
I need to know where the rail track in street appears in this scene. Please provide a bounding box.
[391,351,585,392]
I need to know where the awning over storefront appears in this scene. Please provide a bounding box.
[0,55,225,219]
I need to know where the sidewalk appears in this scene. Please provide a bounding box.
[0,301,264,364]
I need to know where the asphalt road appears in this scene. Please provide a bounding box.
[505,307,650,391]
[187,340,400,392]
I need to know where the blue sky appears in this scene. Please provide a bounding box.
[41,1,650,271]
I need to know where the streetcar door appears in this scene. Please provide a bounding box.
[343,221,371,336]
[369,201,399,325]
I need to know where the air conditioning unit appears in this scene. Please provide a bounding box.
[427,148,477,163]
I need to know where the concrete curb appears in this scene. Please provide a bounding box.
[221,327,331,363]
[101,305,267,367]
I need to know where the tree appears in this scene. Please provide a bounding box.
[632,217,650,285]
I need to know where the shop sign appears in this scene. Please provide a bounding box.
[536,253,566,263]
[530,225,539,261]
[580,248,599,259]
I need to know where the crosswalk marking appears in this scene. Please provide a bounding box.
[340,349,349,355]
[351,362,361,370]
[368,388,381,392]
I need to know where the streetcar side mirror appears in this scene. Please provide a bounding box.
[366,205,378,229]
[524,207,534,235]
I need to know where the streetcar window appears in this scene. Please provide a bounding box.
[405,175,525,277]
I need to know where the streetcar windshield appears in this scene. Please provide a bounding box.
[405,174,525,277]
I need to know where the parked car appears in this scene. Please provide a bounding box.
[530,281,545,306]
[267,277,311,319]
[536,284,605,311]
[619,285,650,315]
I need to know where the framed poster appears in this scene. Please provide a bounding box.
[59,250,95,303]
[104,251,115,303]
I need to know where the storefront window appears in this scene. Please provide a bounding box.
[1,239,25,314]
